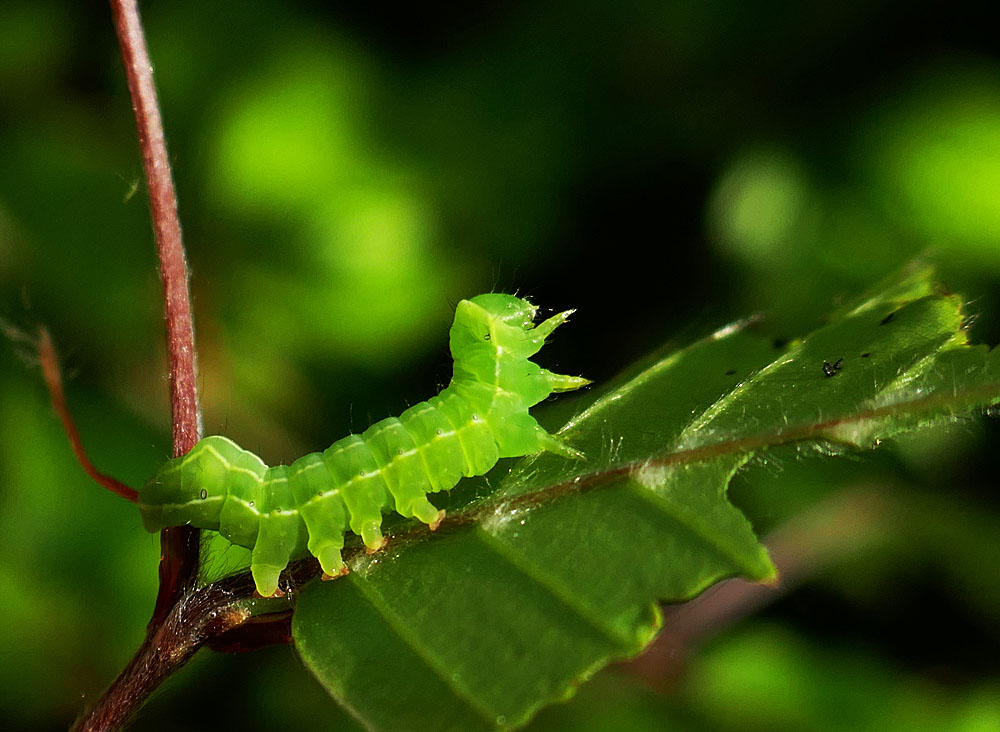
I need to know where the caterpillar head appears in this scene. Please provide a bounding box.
[450,294,540,362]
[467,293,538,330]
[450,293,585,410]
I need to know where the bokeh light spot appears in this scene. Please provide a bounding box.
[708,148,809,264]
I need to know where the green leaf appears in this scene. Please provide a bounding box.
[293,266,1000,731]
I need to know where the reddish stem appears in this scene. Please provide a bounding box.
[72,576,260,732]
[110,0,201,456]
[72,2,208,729]
[37,328,138,503]
[108,0,203,625]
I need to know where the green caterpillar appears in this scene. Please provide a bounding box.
[138,294,589,596]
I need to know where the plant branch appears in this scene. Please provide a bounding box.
[73,2,205,729]
[108,0,203,625]
[37,328,138,502]
[110,0,201,456]
[71,578,266,732]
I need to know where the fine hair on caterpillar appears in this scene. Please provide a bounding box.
[138,294,589,596]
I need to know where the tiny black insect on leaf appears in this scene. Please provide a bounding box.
[822,358,844,378]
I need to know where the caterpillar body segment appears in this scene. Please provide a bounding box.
[137,294,589,597]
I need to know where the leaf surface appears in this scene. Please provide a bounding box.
[293,266,1000,731]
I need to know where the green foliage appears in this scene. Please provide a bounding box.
[3,1,1000,730]
[293,266,1000,731]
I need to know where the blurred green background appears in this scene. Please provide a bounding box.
[2,0,999,730]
